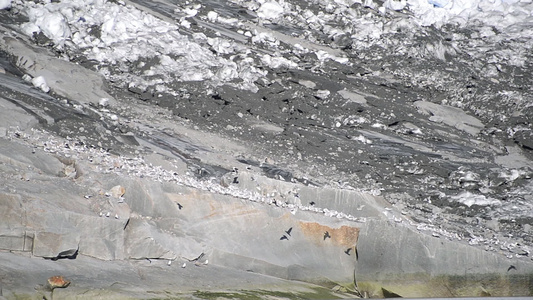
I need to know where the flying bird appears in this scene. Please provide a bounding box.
[507,265,517,272]
[280,235,289,240]
[177,202,183,210]
[344,247,352,255]
[309,201,316,206]
[323,231,331,240]
[285,227,293,236]
[233,176,239,184]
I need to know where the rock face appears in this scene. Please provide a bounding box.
[1,127,532,297]
[0,0,532,298]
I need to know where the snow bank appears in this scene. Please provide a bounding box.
[13,0,266,92]
[406,0,533,29]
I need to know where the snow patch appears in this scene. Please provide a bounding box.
[0,0,11,10]
[450,192,501,207]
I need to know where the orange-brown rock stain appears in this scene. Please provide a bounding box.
[298,222,359,247]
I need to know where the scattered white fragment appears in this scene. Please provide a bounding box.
[22,74,32,82]
[99,98,109,107]
[298,80,316,89]
[180,19,191,29]
[105,212,110,217]
[114,214,119,219]
[260,54,297,69]
[182,262,186,268]
[167,260,172,266]
[353,134,373,144]
[450,192,501,207]
[314,90,330,99]
[183,8,197,17]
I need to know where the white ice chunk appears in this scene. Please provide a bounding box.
[0,0,11,10]
[31,76,50,93]
[261,54,298,69]
[257,1,284,20]
[207,11,218,22]
[183,8,198,17]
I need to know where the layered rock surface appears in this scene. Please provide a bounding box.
[0,1,532,299]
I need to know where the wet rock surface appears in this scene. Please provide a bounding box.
[0,0,532,298]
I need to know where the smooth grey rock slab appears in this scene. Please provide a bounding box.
[124,218,179,260]
[0,138,64,177]
[414,100,485,136]
[32,230,79,259]
[0,97,39,131]
[356,219,533,281]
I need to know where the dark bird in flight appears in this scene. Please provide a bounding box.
[309,201,316,206]
[285,227,293,236]
[233,176,239,184]
[323,231,331,240]
[507,265,517,272]
[344,247,352,255]
[177,202,183,210]
[280,235,289,240]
